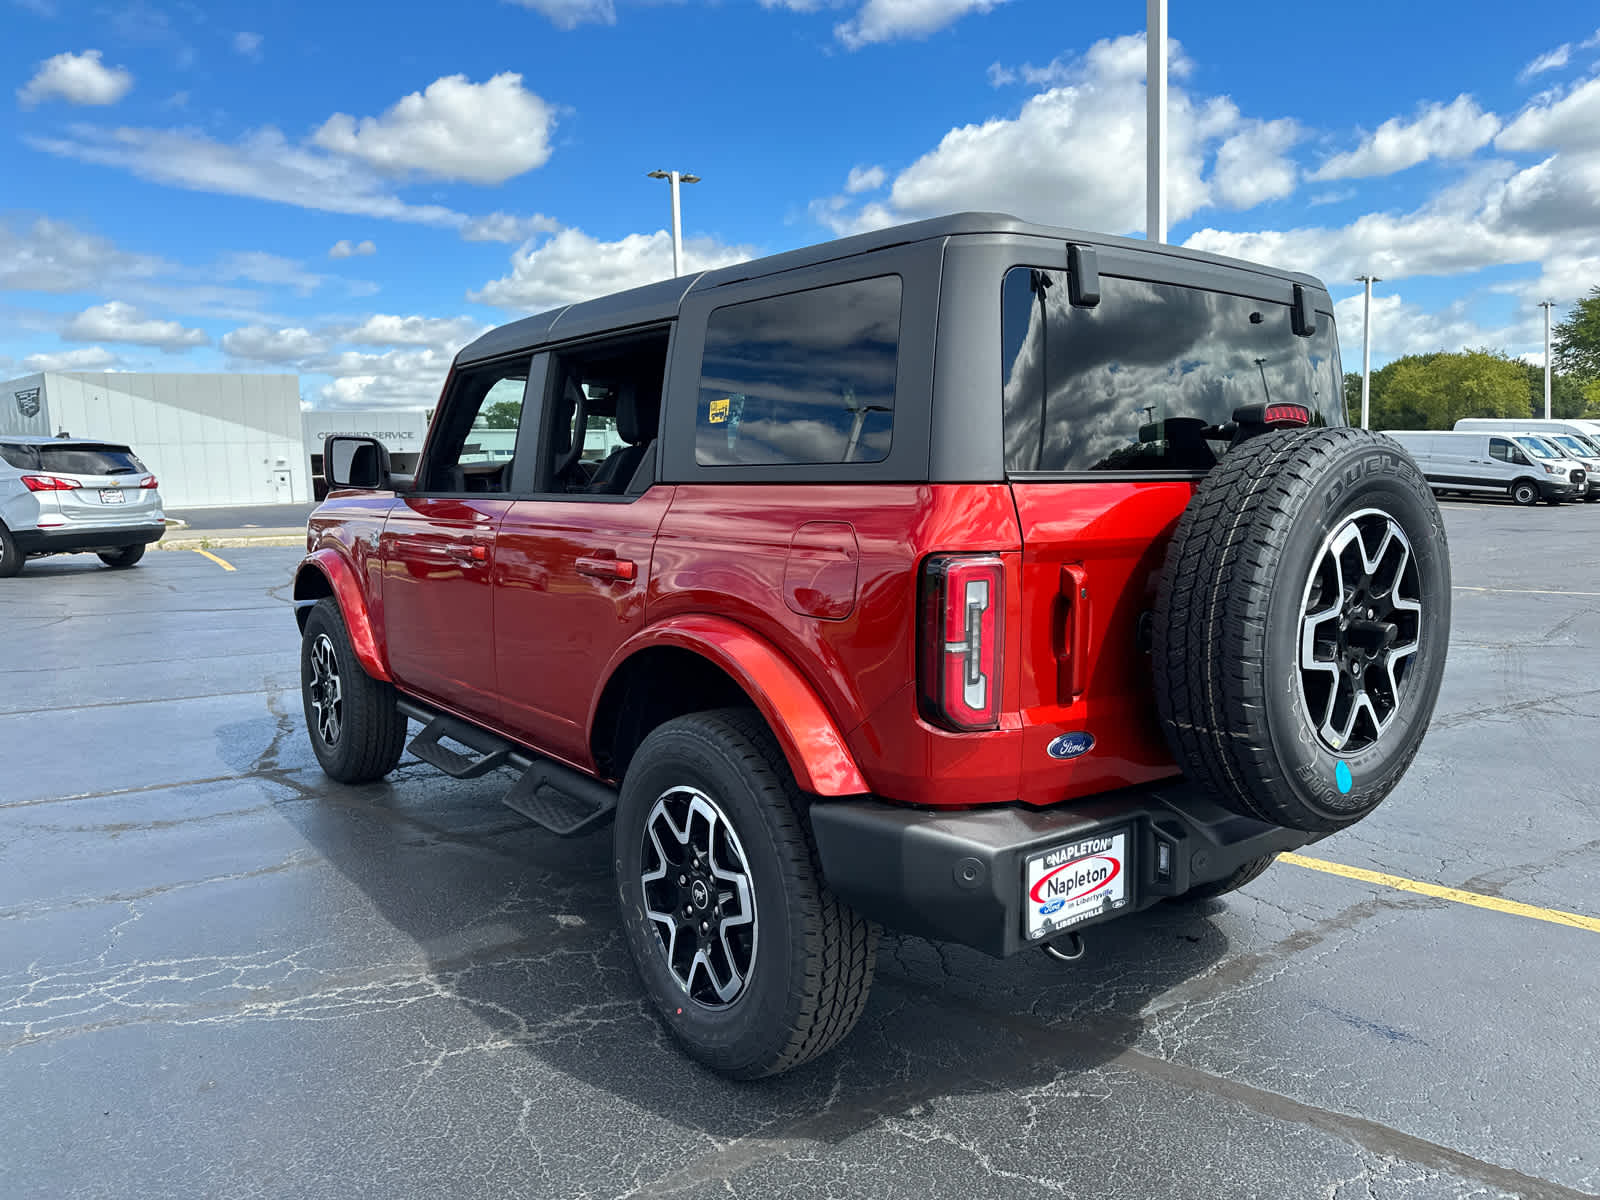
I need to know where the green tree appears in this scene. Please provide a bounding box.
[483,399,522,429]
[1365,349,1527,430]
[1343,371,1362,425]
[1520,361,1588,420]
[1554,287,1600,382]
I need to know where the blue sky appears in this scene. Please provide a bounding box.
[3,0,1598,407]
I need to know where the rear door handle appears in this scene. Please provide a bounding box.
[575,555,636,582]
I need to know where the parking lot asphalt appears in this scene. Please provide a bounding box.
[3,503,1598,1200]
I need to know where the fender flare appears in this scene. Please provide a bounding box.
[294,548,390,682]
[596,615,869,797]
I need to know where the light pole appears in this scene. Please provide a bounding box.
[1538,299,1555,419]
[646,169,700,277]
[1356,274,1380,428]
[1146,0,1167,243]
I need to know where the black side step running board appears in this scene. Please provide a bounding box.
[397,700,618,837]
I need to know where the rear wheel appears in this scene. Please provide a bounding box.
[1153,428,1451,833]
[98,544,145,569]
[613,708,877,1079]
[1511,480,1540,507]
[0,524,21,578]
[300,597,407,783]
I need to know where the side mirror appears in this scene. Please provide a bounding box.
[325,436,391,490]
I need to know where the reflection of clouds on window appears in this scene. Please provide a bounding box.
[696,276,900,466]
[1002,270,1340,473]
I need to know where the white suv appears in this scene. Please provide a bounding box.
[0,437,166,576]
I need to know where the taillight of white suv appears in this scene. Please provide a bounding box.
[918,554,1005,731]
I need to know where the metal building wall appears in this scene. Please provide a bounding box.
[0,372,307,508]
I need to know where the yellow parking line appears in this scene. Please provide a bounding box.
[1282,853,1600,934]
[191,548,236,572]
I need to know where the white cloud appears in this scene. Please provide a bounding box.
[217,251,327,294]
[988,55,1074,89]
[1331,290,1520,362]
[23,347,119,372]
[1518,44,1570,83]
[471,228,756,311]
[233,31,263,58]
[506,0,615,29]
[340,314,485,350]
[1211,118,1301,209]
[816,34,1263,239]
[315,348,458,407]
[1309,188,1355,207]
[62,301,208,350]
[1496,76,1600,153]
[221,325,331,363]
[1310,96,1500,181]
[311,73,554,184]
[17,50,133,108]
[836,0,1004,49]
[329,239,377,258]
[844,164,886,194]
[459,211,563,243]
[0,217,169,293]
[29,125,468,227]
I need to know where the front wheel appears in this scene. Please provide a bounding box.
[98,544,145,568]
[614,709,877,1079]
[1511,480,1540,507]
[300,597,407,783]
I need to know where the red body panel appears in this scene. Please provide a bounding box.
[302,493,398,681]
[380,496,509,724]
[494,489,677,770]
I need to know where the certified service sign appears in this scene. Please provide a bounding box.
[15,388,41,419]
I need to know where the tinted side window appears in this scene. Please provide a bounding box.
[695,275,900,466]
[1001,269,1342,474]
[1489,439,1511,462]
[0,444,37,470]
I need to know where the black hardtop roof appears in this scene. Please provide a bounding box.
[456,211,1327,366]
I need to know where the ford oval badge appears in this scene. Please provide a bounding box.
[1047,732,1095,760]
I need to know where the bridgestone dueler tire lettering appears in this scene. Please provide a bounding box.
[613,708,878,1079]
[300,597,407,784]
[1152,428,1451,832]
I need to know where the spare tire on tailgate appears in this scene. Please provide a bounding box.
[1153,427,1450,832]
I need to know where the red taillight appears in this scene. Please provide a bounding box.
[139,475,158,489]
[1263,403,1310,426]
[919,554,1005,732]
[21,474,81,492]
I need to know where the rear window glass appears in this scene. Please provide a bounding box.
[1001,268,1342,474]
[34,445,146,475]
[0,444,36,470]
[695,275,900,466]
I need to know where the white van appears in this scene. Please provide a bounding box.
[1385,430,1584,506]
[1453,418,1600,499]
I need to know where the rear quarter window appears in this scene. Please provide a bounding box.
[695,275,901,466]
[0,444,38,470]
[1001,269,1342,474]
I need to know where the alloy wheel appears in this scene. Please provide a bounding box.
[1297,509,1422,754]
[307,633,344,746]
[639,786,758,1008]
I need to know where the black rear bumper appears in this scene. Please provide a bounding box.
[13,525,166,554]
[811,780,1322,959]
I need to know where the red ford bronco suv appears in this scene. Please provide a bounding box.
[294,213,1450,1078]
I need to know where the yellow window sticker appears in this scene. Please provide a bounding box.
[708,397,731,424]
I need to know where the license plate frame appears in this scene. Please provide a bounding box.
[1023,827,1133,941]
[99,488,125,504]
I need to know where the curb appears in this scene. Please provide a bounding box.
[157,535,307,551]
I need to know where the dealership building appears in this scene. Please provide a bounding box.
[2,370,430,508]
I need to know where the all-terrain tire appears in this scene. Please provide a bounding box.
[614,708,877,1079]
[98,545,145,568]
[1153,427,1451,833]
[300,597,407,783]
[0,523,21,578]
[1172,854,1279,903]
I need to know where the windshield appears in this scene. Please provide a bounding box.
[1549,436,1593,458]
[1001,268,1341,474]
[1514,436,1559,459]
